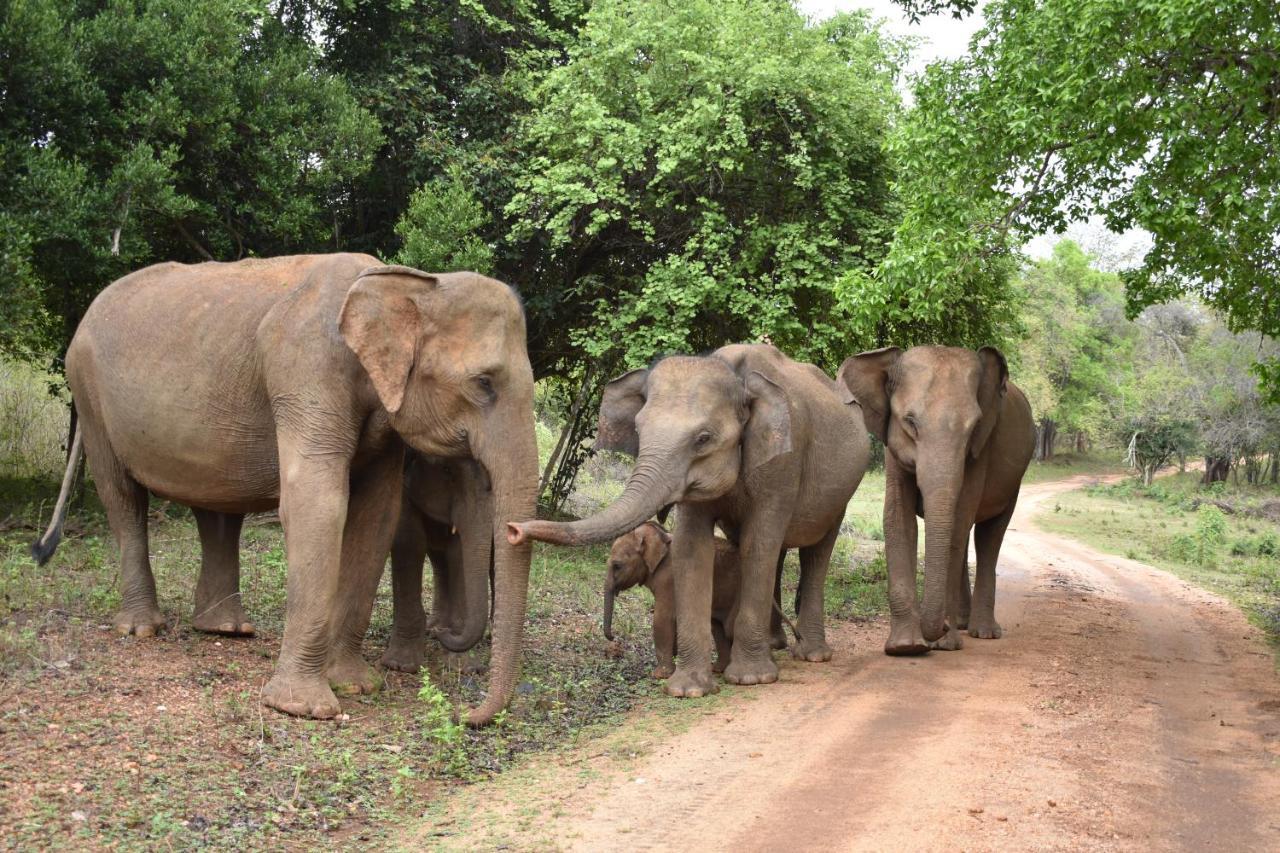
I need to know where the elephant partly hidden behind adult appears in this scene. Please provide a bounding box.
[381,452,495,674]
[604,522,789,679]
[838,346,1034,655]
[509,344,869,698]
[31,254,538,725]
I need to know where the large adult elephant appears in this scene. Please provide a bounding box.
[31,254,537,724]
[509,344,869,698]
[382,452,494,673]
[837,346,1034,654]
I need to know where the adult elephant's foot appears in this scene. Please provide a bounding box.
[928,627,965,651]
[327,653,383,696]
[724,655,778,686]
[790,636,833,662]
[651,662,675,679]
[262,672,341,719]
[956,610,971,631]
[665,666,718,698]
[192,599,255,637]
[967,616,1002,639]
[883,619,928,656]
[380,637,425,673]
[113,605,167,638]
[770,627,789,650]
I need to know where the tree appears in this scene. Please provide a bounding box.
[502,0,908,378]
[0,0,381,369]
[1013,240,1134,459]
[888,0,1280,396]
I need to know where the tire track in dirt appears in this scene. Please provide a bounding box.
[418,475,1280,851]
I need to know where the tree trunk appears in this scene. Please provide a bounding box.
[1034,418,1057,461]
[1202,456,1230,484]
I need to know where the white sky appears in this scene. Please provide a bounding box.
[797,1,1151,268]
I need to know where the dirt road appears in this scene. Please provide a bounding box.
[421,475,1280,851]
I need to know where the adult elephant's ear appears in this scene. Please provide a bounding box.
[339,265,439,414]
[837,347,902,443]
[742,371,793,472]
[971,346,1009,459]
[594,368,648,457]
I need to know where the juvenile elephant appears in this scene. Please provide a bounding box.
[604,522,788,678]
[838,346,1034,654]
[382,452,494,673]
[510,344,869,698]
[32,255,538,724]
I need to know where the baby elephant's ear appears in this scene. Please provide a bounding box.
[742,371,793,472]
[595,368,648,457]
[641,523,671,574]
[338,265,440,414]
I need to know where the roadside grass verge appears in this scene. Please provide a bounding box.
[1021,450,1128,485]
[0,468,890,848]
[1035,472,1280,648]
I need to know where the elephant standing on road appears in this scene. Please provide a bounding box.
[838,346,1034,654]
[32,255,538,724]
[510,344,869,698]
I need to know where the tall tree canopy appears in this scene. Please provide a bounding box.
[889,0,1280,394]
[0,0,380,364]
[499,0,907,376]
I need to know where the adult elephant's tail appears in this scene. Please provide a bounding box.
[31,424,83,566]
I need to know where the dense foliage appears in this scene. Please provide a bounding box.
[501,0,905,375]
[0,0,381,364]
[891,0,1280,394]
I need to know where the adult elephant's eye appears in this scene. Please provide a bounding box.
[694,430,713,448]
[903,414,919,436]
[474,375,495,401]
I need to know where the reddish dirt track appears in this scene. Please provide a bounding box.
[420,475,1280,851]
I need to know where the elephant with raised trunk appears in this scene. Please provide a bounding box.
[838,346,1034,654]
[382,453,495,674]
[32,255,538,724]
[510,344,869,698]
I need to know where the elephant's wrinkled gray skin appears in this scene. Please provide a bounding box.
[382,453,494,674]
[604,523,788,679]
[32,255,537,725]
[838,346,1034,655]
[510,344,869,698]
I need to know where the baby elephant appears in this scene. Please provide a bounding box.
[605,522,788,678]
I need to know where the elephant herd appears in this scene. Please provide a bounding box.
[31,254,1034,726]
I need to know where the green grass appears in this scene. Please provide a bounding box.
[1036,471,1280,646]
[1021,450,1129,484]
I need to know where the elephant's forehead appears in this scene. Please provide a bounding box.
[899,349,980,392]
[647,358,740,408]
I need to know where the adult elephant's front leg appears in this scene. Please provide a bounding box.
[883,459,927,655]
[328,449,404,695]
[666,505,718,698]
[262,446,352,719]
[725,518,785,686]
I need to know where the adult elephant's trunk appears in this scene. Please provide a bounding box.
[603,571,616,641]
[919,454,963,642]
[464,412,538,727]
[507,454,676,547]
[435,470,491,652]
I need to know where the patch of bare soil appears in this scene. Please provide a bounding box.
[417,475,1280,851]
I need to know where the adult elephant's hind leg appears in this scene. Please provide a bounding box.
[82,421,165,637]
[970,501,1015,639]
[791,527,837,662]
[956,531,972,631]
[382,509,428,673]
[191,509,253,636]
[327,451,403,696]
[770,550,788,650]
